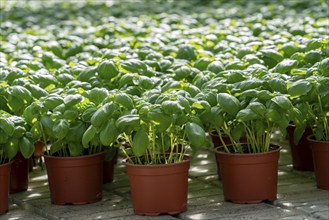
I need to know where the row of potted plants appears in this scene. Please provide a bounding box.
[1,0,329,216]
[1,65,328,214]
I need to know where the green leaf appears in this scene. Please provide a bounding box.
[81,108,97,122]
[40,116,54,138]
[176,44,196,61]
[0,118,15,136]
[50,141,63,155]
[7,96,25,115]
[118,73,134,88]
[225,71,245,83]
[7,85,32,102]
[63,109,79,120]
[121,59,147,73]
[177,96,191,113]
[65,122,85,143]
[256,90,273,100]
[98,60,119,80]
[90,102,115,128]
[53,119,70,140]
[238,79,263,91]
[161,100,185,115]
[115,114,140,133]
[82,125,97,148]
[272,59,298,74]
[132,129,149,156]
[43,95,64,110]
[115,93,134,109]
[68,142,83,156]
[231,123,245,141]
[249,102,267,116]
[217,93,241,116]
[288,79,312,97]
[100,119,119,146]
[185,122,206,150]
[26,84,49,99]
[191,101,211,111]
[19,136,34,159]
[12,126,26,139]
[148,108,172,132]
[318,58,329,77]
[207,60,225,74]
[317,78,329,95]
[5,138,19,160]
[271,96,293,110]
[265,108,283,123]
[260,49,284,68]
[268,78,287,93]
[86,87,109,106]
[64,94,84,108]
[236,109,258,122]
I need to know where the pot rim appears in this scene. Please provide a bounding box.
[123,154,191,167]
[214,144,281,156]
[306,135,329,143]
[0,160,12,167]
[43,151,105,160]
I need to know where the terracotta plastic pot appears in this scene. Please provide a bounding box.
[215,145,281,204]
[103,150,118,184]
[210,131,247,180]
[307,136,329,190]
[29,141,45,172]
[124,155,190,216]
[287,125,314,171]
[10,152,29,193]
[44,151,104,205]
[0,162,11,214]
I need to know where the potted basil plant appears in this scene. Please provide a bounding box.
[0,111,34,214]
[113,91,208,216]
[24,91,106,205]
[290,74,329,190]
[201,91,301,203]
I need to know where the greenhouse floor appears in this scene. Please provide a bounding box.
[1,134,329,220]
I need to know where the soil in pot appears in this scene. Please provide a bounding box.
[287,125,314,171]
[10,152,29,193]
[307,136,329,190]
[215,145,281,204]
[0,162,11,214]
[124,155,190,216]
[44,151,104,205]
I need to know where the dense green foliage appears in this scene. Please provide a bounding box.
[0,0,328,163]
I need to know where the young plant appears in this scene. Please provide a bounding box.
[288,75,329,142]
[201,90,301,153]
[0,111,34,164]
[23,89,109,157]
[115,91,208,164]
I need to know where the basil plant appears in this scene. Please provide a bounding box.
[288,74,329,142]
[200,90,301,153]
[103,90,209,165]
[23,87,112,157]
[0,111,35,164]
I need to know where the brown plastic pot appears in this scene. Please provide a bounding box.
[124,155,190,216]
[307,136,329,190]
[0,162,11,214]
[103,150,118,184]
[210,131,247,180]
[10,152,29,193]
[287,125,314,171]
[215,145,281,204]
[44,151,104,205]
